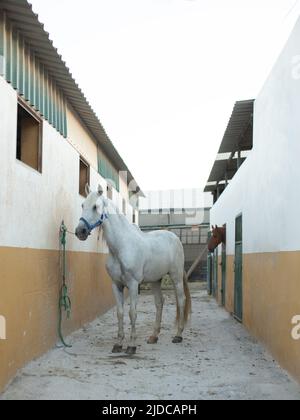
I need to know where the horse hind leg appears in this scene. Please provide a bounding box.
[147,281,164,345]
[126,279,139,355]
[171,271,190,343]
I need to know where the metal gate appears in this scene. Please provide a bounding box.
[234,215,243,322]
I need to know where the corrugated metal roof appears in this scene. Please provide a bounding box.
[0,0,143,194]
[218,99,254,154]
[206,157,246,184]
[204,99,254,200]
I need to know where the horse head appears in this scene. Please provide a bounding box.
[75,184,107,241]
[208,225,226,253]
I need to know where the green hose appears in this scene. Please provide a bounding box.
[58,221,72,348]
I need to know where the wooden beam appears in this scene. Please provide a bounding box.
[187,247,208,280]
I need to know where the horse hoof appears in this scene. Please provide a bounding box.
[172,336,183,344]
[125,346,137,355]
[112,344,123,353]
[147,336,159,344]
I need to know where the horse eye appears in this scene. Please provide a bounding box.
[93,205,97,211]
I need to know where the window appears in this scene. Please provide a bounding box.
[79,157,90,197]
[16,102,42,172]
[122,198,126,215]
[107,184,113,200]
[133,212,136,224]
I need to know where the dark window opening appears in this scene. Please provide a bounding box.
[79,157,90,197]
[16,102,42,172]
[133,213,136,224]
[235,214,243,243]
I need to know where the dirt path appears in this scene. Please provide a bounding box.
[1,285,300,400]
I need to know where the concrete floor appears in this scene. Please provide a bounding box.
[1,284,300,400]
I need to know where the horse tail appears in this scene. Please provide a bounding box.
[176,271,192,326]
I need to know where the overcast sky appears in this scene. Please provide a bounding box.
[30,0,300,192]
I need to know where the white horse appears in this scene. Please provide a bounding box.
[75,185,191,355]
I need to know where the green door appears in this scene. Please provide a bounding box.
[213,248,218,299]
[221,242,226,307]
[207,253,213,295]
[234,216,243,322]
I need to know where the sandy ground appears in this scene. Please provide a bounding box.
[1,284,300,400]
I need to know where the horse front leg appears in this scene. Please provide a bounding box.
[126,280,139,355]
[112,283,125,353]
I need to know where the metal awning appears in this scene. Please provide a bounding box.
[0,0,143,195]
[207,157,246,183]
[204,99,254,201]
[218,100,254,153]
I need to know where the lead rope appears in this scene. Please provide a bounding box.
[58,221,72,348]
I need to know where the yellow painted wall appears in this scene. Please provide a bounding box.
[220,251,300,382]
[66,103,98,170]
[225,255,235,315]
[0,247,114,393]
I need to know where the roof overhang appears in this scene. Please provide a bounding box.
[204,100,254,199]
[217,100,254,154]
[0,0,143,196]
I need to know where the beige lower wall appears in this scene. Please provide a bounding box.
[0,247,114,392]
[219,251,300,382]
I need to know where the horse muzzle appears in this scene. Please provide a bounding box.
[75,226,89,241]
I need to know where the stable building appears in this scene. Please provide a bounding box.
[205,18,300,382]
[0,0,141,392]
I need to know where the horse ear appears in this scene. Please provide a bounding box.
[98,185,104,196]
[85,183,91,196]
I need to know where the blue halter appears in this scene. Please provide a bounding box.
[80,213,108,235]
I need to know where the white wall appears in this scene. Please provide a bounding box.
[210,17,300,255]
[0,76,135,253]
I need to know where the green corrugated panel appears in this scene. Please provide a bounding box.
[29,52,35,106]
[97,147,120,192]
[51,79,55,126]
[63,98,68,138]
[5,21,12,82]
[39,63,44,116]
[24,44,30,99]
[1,13,67,137]
[11,30,18,89]
[55,84,59,131]
[54,81,58,129]
[48,77,53,125]
[51,80,55,127]
[44,69,49,120]
[18,35,24,96]
[52,80,56,127]
[59,92,64,135]
[57,90,61,134]
[59,91,62,134]
[35,59,40,111]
